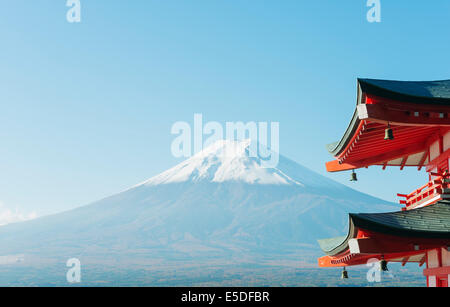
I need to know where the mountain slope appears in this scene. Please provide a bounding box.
[0,140,396,263]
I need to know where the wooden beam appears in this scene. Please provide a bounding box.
[351,142,425,165]
[357,104,450,127]
[326,141,426,172]
[365,94,450,113]
[347,138,428,158]
[341,129,435,161]
[325,160,358,172]
[400,156,408,170]
[418,151,428,171]
[426,147,450,172]
[352,125,430,141]
[423,266,450,277]
[419,255,426,267]
[402,256,410,266]
[348,238,419,255]
[319,251,429,268]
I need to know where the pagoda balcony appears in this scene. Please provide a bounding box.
[397,173,450,210]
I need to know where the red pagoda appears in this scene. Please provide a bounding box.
[318,78,450,287]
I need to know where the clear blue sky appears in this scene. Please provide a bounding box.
[1,1,450,217]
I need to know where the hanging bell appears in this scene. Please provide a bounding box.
[350,170,358,182]
[384,125,394,140]
[341,267,349,279]
[380,259,389,272]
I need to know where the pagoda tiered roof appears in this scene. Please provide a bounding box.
[318,201,450,267]
[326,79,450,172]
[319,78,450,286]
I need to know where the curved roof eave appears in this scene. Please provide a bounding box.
[326,78,450,157]
[317,201,450,256]
[326,109,360,156]
[318,217,357,256]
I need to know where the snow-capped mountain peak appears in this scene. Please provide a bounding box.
[138,139,304,186]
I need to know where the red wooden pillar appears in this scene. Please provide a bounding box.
[423,247,450,287]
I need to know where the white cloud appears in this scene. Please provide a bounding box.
[0,201,37,226]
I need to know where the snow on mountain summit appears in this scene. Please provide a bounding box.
[139,139,304,186]
[0,139,396,278]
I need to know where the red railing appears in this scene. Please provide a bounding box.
[397,173,449,210]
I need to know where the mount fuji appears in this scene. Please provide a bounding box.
[0,139,398,285]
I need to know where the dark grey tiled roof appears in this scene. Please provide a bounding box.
[359,78,450,104]
[318,236,347,254]
[351,201,450,236]
[318,201,450,255]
